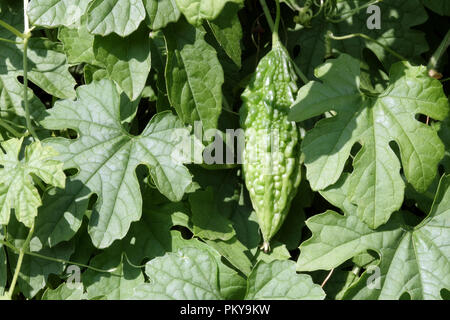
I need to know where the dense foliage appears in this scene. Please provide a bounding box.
[0,0,449,300]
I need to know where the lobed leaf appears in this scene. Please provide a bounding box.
[297,174,450,300]
[288,0,429,78]
[245,260,325,300]
[290,54,449,228]
[40,79,193,248]
[42,283,86,300]
[133,247,223,299]
[0,138,65,227]
[0,2,76,134]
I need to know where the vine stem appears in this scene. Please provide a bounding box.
[0,37,22,45]
[427,29,450,75]
[311,0,324,19]
[272,0,281,45]
[259,0,309,84]
[327,31,407,61]
[6,224,35,299]
[0,20,25,39]
[261,241,270,254]
[0,239,118,275]
[326,0,382,23]
[291,58,309,84]
[0,118,22,138]
[259,0,274,33]
[22,0,38,141]
[321,268,334,288]
[259,0,281,46]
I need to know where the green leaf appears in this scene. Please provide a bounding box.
[438,116,450,173]
[189,187,236,241]
[66,217,97,265]
[119,203,191,265]
[83,64,108,84]
[28,0,92,27]
[134,245,310,300]
[30,179,90,249]
[7,216,74,299]
[189,166,242,218]
[273,194,307,250]
[204,238,253,276]
[40,79,193,248]
[42,283,86,300]
[25,39,77,100]
[290,54,449,228]
[0,138,65,227]
[93,25,152,101]
[58,21,97,65]
[215,264,247,300]
[405,175,440,214]
[207,2,243,68]
[143,0,181,30]
[311,267,360,300]
[256,242,291,264]
[83,251,144,300]
[187,169,256,274]
[133,247,223,299]
[245,260,325,300]
[422,0,450,16]
[352,251,379,268]
[196,174,291,272]
[288,0,428,78]
[170,231,247,299]
[87,0,146,37]
[63,205,187,299]
[319,173,357,216]
[297,174,450,300]
[164,19,224,131]
[228,199,260,255]
[14,242,74,298]
[0,2,76,100]
[175,0,242,26]
[0,2,75,132]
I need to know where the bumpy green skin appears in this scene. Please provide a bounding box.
[240,43,301,247]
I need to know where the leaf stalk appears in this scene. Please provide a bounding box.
[5,223,35,299]
[327,31,407,61]
[427,29,450,76]
[22,0,38,141]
